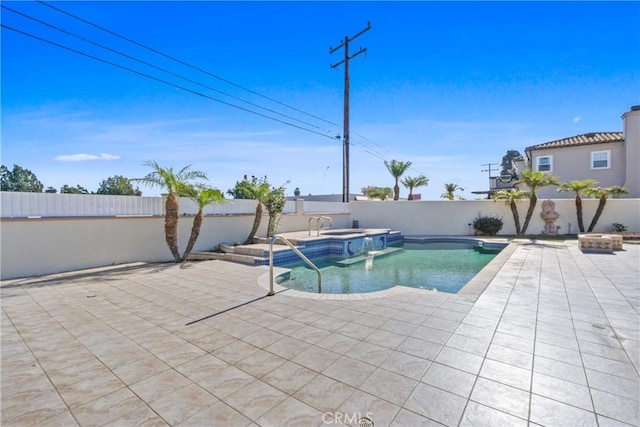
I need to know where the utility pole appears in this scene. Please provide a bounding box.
[330,22,371,203]
[481,163,499,199]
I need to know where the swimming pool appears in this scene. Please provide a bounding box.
[278,240,504,294]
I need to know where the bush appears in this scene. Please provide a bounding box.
[612,223,627,232]
[473,214,504,236]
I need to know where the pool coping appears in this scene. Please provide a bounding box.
[257,236,518,301]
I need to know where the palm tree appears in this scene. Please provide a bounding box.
[516,169,559,235]
[402,175,429,200]
[134,161,207,262]
[557,179,598,232]
[180,184,224,262]
[384,160,412,200]
[240,176,272,244]
[584,185,628,232]
[441,183,464,201]
[494,189,528,235]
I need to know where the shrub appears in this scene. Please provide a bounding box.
[612,223,628,232]
[473,214,504,236]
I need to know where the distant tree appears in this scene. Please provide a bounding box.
[96,175,142,196]
[494,189,528,235]
[133,161,207,262]
[441,183,464,201]
[367,187,393,200]
[60,184,89,194]
[584,185,629,232]
[402,175,429,200]
[384,160,412,200]
[557,179,598,232]
[0,164,44,192]
[180,184,224,262]
[45,187,57,193]
[516,169,559,234]
[501,150,522,176]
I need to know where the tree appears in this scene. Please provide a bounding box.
[402,175,429,200]
[516,169,559,234]
[96,175,142,196]
[264,182,289,237]
[60,184,89,194]
[384,160,412,200]
[0,164,44,192]
[557,179,598,232]
[494,189,528,235]
[229,175,273,244]
[501,150,522,176]
[584,185,628,232]
[180,184,224,262]
[45,187,57,193]
[367,187,393,200]
[441,183,464,201]
[133,161,207,262]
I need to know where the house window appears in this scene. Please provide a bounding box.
[591,150,611,169]
[535,156,552,172]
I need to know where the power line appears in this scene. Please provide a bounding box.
[1,23,337,141]
[1,4,335,135]
[36,0,344,130]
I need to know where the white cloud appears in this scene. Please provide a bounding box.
[54,153,121,162]
[573,116,582,123]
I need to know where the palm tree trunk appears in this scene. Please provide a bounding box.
[587,196,607,232]
[521,193,537,235]
[165,193,182,262]
[181,210,203,262]
[407,188,414,201]
[510,200,522,235]
[244,203,263,244]
[575,195,585,232]
[394,181,400,201]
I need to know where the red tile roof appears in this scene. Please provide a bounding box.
[526,132,623,152]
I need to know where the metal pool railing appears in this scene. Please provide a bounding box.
[269,234,322,294]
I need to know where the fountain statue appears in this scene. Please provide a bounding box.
[540,199,560,235]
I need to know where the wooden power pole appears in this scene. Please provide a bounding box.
[330,22,371,203]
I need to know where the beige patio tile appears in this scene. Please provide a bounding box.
[224,380,288,421]
[256,397,324,427]
[69,387,145,426]
[360,368,417,406]
[261,361,318,394]
[129,369,192,403]
[198,365,257,399]
[148,383,218,425]
[294,375,356,413]
[177,400,252,427]
[112,355,171,385]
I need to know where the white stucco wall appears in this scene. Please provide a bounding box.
[1,199,638,280]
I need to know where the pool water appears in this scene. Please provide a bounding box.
[279,241,501,294]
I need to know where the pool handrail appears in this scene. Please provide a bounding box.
[308,216,333,236]
[269,234,322,295]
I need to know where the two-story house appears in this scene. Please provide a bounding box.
[514,105,640,199]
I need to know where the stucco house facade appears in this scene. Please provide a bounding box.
[514,105,640,199]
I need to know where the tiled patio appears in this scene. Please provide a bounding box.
[1,240,638,426]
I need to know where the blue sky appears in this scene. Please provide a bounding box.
[2,1,639,200]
